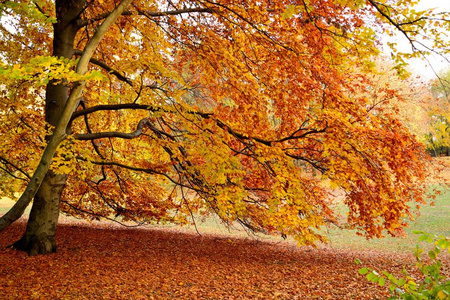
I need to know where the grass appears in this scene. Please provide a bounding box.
[1,186,449,253]
[319,186,450,252]
[0,197,31,215]
[165,186,450,253]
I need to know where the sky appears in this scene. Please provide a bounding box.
[393,0,450,80]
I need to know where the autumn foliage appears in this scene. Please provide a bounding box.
[0,0,449,255]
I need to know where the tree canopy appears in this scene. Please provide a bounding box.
[0,0,449,254]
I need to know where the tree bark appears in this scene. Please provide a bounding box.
[13,171,67,256]
[12,0,86,255]
[2,0,134,255]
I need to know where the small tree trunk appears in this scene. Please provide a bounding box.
[13,171,67,256]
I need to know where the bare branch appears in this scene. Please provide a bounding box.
[61,200,148,228]
[79,100,105,159]
[72,103,161,120]
[33,1,50,19]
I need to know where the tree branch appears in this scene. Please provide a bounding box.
[73,49,133,86]
[79,100,105,159]
[78,7,216,27]
[71,103,213,121]
[74,117,150,140]
[61,200,148,227]
[72,103,161,120]
[73,117,175,141]
[367,0,417,50]
[0,156,31,179]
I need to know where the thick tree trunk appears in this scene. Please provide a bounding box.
[7,0,134,255]
[14,171,67,256]
[12,0,85,255]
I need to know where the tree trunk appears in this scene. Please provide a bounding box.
[7,0,134,255]
[12,0,85,255]
[14,171,67,256]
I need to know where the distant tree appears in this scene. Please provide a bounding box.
[427,69,450,156]
[0,0,449,255]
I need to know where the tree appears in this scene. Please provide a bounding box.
[0,0,448,255]
[353,58,431,141]
[427,68,450,156]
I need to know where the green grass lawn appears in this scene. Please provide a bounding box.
[0,197,30,215]
[176,186,450,252]
[320,186,450,252]
[2,186,448,253]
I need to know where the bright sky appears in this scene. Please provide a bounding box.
[394,0,450,80]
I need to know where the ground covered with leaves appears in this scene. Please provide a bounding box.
[0,220,445,299]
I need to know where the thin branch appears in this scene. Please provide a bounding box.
[367,0,417,50]
[33,1,50,19]
[78,6,216,27]
[181,187,202,236]
[0,156,31,179]
[79,100,105,159]
[61,200,148,227]
[73,49,133,86]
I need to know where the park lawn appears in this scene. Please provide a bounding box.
[318,186,450,252]
[1,185,449,252]
[165,186,450,253]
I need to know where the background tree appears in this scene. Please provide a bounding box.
[427,68,450,156]
[354,58,431,140]
[0,0,449,255]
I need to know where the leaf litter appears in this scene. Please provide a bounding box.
[1,219,448,299]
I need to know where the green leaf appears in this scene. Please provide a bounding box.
[386,273,397,282]
[437,239,449,249]
[418,234,428,242]
[413,230,426,234]
[378,277,386,287]
[359,267,369,275]
[429,250,437,260]
[367,272,379,282]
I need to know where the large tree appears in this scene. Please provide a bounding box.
[0,0,448,255]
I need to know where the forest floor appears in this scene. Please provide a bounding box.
[1,217,449,299]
